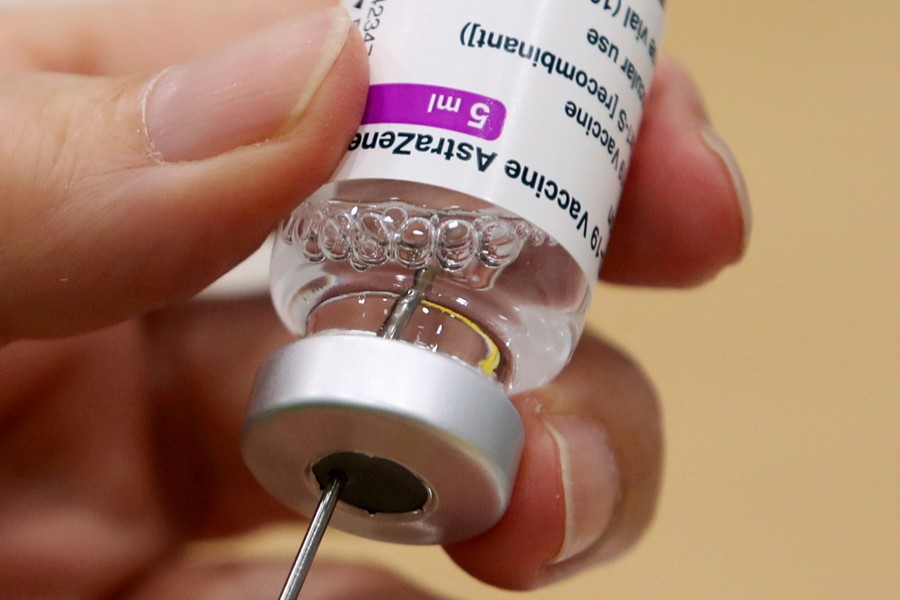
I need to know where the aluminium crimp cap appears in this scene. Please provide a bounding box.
[241,334,524,545]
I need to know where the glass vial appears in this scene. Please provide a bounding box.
[271,179,590,393]
[242,0,667,545]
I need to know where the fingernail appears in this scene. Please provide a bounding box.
[544,415,620,564]
[701,125,753,251]
[142,7,351,162]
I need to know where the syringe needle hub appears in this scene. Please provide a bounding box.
[278,472,346,600]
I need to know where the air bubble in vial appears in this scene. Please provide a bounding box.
[478,218,523,268]
[321,211,352,261]
[396,216,434,269]
[352,211,391,267]
[299,210,324,263]
[281,215,298,245]
[528,227,547,247]
[383,205,408,231]
[437,218,477,271]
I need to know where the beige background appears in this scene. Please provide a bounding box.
[5,0,897,597]
[223,2,900,599]
[295,2,897,598]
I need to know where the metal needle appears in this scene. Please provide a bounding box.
[378,267,438,340]
[278,472,347,600]
[277,267,437,598]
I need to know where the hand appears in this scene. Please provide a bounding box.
[0,0,750,598]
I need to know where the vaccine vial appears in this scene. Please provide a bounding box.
[242,0,666,545]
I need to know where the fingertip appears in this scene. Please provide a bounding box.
[543,334,663,565]
[602,56,750,287]
[0,12,369,340]
[141,8,357,163]
[700,123,753,254]
[158,11,369,211]
[445,334,664,590]
[444,398,566,590]
[130,15,371,299]
[543,414,619,566]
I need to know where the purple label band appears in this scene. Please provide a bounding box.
[361,83,507,141]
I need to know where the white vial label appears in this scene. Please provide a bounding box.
[339,0,666,279]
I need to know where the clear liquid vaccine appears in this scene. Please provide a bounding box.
[243,0,666,546]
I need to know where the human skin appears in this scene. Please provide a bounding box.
[0,0,749,597]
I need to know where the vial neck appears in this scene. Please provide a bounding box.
[306,290,510,385]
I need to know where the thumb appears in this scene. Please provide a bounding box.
[0,7,367,341]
